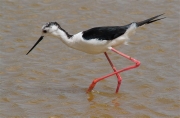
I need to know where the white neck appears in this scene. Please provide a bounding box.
[51,28,73,47]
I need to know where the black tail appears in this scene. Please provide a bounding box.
[136,14,165,27]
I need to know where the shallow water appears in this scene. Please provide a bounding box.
[0,0,179,117]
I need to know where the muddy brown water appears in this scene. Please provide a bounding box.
[0,0,179,117]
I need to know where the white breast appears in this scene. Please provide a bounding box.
[68,32,109,54]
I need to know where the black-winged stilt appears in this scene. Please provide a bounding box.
[26,14,165,93]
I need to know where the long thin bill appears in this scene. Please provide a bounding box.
[26,36,44,55]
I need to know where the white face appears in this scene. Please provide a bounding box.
[42,22,59,34]
[26,22,61,55]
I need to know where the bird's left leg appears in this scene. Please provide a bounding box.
[104,52,122,93]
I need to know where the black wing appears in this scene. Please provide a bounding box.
[82,25,130,40]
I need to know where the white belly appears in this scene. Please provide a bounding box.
[71,37,110,54]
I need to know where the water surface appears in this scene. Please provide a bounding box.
[0,0,179,117]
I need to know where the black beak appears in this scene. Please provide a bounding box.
[26,36,44,55]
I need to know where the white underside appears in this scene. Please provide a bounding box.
[53,23,137,54]
[70,23,137,54]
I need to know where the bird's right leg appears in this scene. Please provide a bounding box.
[104,52,122,93]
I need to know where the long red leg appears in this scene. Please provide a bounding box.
[104,52,122,93]
[87,47,140,93]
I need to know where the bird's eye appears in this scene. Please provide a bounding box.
[43,30,47,33]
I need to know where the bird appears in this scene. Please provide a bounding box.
[26,14,165,93]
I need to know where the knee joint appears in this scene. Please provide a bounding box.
[136,61,141,67]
